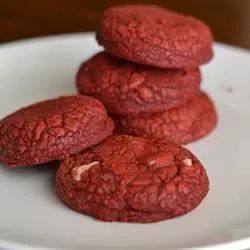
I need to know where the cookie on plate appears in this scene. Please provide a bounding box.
[114,92,217,144]
[0,95,114,167]
[77,52,201,115]
[56,135,209,223]
[97,5,213,69]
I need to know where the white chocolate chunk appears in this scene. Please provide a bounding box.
[71,161,99,181]
[182,158,192,166]
[149,160,156,165]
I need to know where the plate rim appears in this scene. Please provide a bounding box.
[0,31,249,54]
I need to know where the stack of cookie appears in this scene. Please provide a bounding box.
[0,4,214,224]
[77,4,217,144]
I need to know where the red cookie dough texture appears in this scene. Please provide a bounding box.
[77,52,201,115]
[56,135,209,223]
[0,95,114,167]
[97,4,213,69]
[114,92,217,144]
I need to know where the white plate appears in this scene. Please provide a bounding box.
[0,33,249,250]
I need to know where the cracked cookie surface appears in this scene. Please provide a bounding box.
[97,4,213,69]
[114,92,217,144]
[77,52,201,115]
[0,95,114,167]
[56,135,209,223]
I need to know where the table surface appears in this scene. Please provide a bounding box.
[0,0,250,48]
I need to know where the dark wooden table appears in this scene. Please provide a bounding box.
[0,0,249,48]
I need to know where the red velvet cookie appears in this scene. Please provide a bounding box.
[97,4,213,69]
[114,92,217,144]
[0,95,114,167]
[56,135,209,223]
[76,52,201,115]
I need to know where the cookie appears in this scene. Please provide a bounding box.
[0,95,114,167]
[56,135,209,223]
[97,4,213,69]
[114,92,217,144]
[77,52,201,115]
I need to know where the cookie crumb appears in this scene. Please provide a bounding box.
[225,86,233,93]
[219,83,234,94]
[71,161,99,181]
[182,158,192,166]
